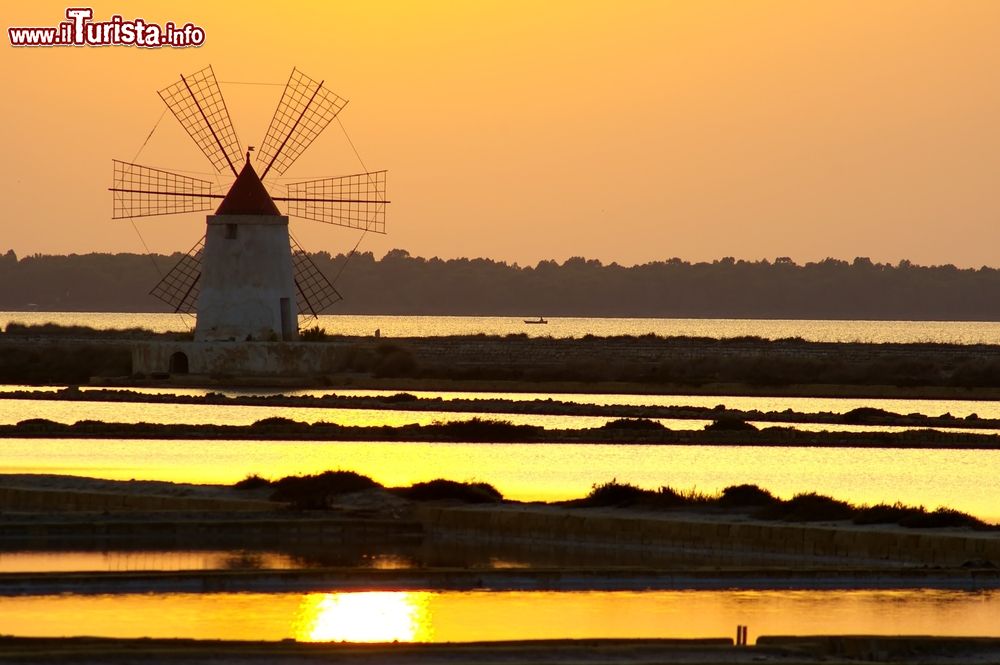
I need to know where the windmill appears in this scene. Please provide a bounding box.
[110,65,388,343]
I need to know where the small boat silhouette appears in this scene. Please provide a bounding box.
[523,316,548,324]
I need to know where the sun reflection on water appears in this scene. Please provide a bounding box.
[294,592,433,643]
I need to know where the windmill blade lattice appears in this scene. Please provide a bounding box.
[111,161,219,220]
[290,236,342,317]
[279,171,386,233]
[112,64,390,321]
[257,68,348,179]
[149,237,205,313]
[159,65,243,175]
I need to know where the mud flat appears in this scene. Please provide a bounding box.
[2,566,998,597]
[5,416,1000,448]
[9,387,1000,431]
[2,636,1000,665]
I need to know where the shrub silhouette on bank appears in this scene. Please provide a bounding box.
[717,484,779,508]
[757,492,855,522]
[229,470,989,529]
[3,322,189,340]
[705,418,758,432]
[431,417,542,441]
[577,480,652,507]
[381,392,419,403]
[574,481,708,509]
[843,407,894,424]
[269,471,381,509]
[567,482,986,530]
[599,418,666,430]
[898,507,985,529]
[299,325,329,341]
[233,474,271,490]
[391,479,503,504]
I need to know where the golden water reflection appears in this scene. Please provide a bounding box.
[6,312,1000,344]
[6,395,998,435]
[2,438,997,522]
[294,592,432,642]
[0,590,997,642]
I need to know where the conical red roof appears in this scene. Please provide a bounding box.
[215,161,280,216]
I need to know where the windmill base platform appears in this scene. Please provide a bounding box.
[132,341,340,377]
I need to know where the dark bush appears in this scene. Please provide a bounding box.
[431,418,541,441]
[853,502,922,525]
[651,486,697,508]
[3,322,158,339]
[704,418,758,432]
[579,480,650,507]
[759,492,854,522]
[249,417,306,434]
[16,418,58,427]
[575,481,692,509]
[270,471,381,509]
[233,474,272,490]
[843,407,894,424]
[854,504,988,529]
[599,418,666,430]
[717,484,778,508]
[393,479,502,504]
[898,508,986,530]
[299,325,329,341]
[381,392,419,403]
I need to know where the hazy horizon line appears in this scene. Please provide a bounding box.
[2,247,998,272]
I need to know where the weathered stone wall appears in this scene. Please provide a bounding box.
[417,505,1000,567]
[106,334,1000,383]
[131,341,342,376]
[384,336,1000,371]
[0,514,421,548]
[0,486,274,512]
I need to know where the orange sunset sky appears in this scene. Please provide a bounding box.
[4,1,1000,267]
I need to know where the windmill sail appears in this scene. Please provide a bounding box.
[159,65,243,176]
[150,235,342,318]
[277,171,387,233]
[290,236,342,317]
[150,237,205,313]
[113,65,388,323]
[111,161,220,220]
[257,68,348,179]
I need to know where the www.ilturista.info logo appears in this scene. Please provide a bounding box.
[8,8,205,48]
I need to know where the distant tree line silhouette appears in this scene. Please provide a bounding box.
[2,247,1000,320]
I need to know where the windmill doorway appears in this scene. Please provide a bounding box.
[168,351,189,374]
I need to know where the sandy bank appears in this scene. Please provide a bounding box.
[0,566,998,597]
[4,417,1000,448]
[7,387,1000,432]
[1,475,997,570]
[1,635,999,665]
[11,333,1000,399]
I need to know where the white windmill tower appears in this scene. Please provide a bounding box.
[195,147,299,342]
[110,66,388,374]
